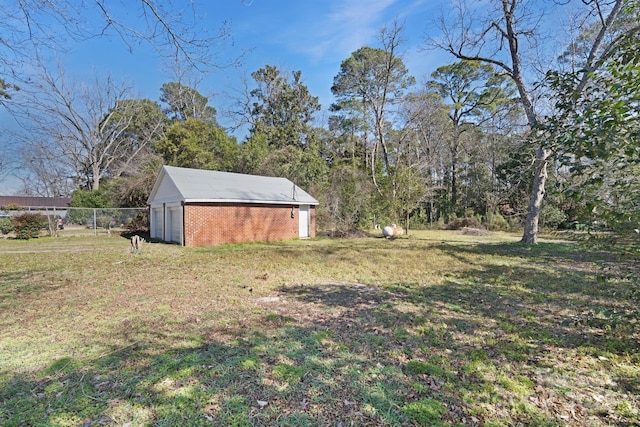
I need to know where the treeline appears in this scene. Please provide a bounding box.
[14,19,640,236]
[55,61,556,233]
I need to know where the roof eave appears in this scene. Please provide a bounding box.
[184,198,319,206]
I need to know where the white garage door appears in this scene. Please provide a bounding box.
[167,206,183,244]
[151,208,163,239]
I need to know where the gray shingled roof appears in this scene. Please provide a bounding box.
[0,196,71,209]
[155,166,318,205]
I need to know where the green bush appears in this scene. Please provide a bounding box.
[0,217,14,235]
[12,213,47,239]
[67,209,92,226]
[96,215,113,229]
[1,203,21,211]
[540,205,568,230]
[68,188,114,226]
[487,211,511,231]
[70,188,113,208]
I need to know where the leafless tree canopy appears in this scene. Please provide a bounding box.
[0,1,239,195]
[0,0,236,91]
[12,65,165,195]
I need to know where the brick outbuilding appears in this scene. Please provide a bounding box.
[147,166,318,247]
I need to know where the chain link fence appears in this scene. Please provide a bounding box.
[0,207,148,237]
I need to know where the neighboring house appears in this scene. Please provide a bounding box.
[0,196,72,209]
[147,165,318,247]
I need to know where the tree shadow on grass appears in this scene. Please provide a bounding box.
[436,240,634,274]
[434,241,639,347]
[2,271,638,426]
[273,254,639,425]
[0,310,474,426]
[1,239,638,426]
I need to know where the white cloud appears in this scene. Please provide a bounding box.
[284,0,401,62]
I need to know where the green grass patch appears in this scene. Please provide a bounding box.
[406,360,448,377]
[402,398,447,426]
[272,363,305,384]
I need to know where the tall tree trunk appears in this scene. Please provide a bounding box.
[92,164,101,191]
[435,0,627,244]
[362,96,369,170]
[521,146,549,244]
[86,149,101,191]
[370,137,383,196]
[451,157,458,216]
[378,125,391,171]
[450,127,461,217]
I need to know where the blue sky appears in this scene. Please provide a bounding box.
[2,0,456,193]
[4,0,576,194]
[63,0,450,123]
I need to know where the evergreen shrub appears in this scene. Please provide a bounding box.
[0,217,14,235]
[12,213,47,239]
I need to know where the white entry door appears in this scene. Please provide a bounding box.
[298,205,310,238]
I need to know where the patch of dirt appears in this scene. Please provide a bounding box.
[460,227,492,236]
[319,229,371,238]
[254,281,386,327]
[254,296,281,304]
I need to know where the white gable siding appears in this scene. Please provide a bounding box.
[152,175,182,204]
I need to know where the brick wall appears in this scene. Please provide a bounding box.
[183,203,315,247]
[309,206,316,239]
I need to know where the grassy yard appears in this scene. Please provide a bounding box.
[0,231,638,426]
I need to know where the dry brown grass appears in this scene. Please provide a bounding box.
[0,231,638,426]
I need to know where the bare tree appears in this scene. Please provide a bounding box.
[429,0,630,243]
[15,140,78,197]
[1,1,235,90]
[397,90,450,225]
[331,20,415,193]
[1,1,242,196]
[0,152,10,188]
[14,65,165,194]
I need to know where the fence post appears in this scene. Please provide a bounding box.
[93,208,97,237]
